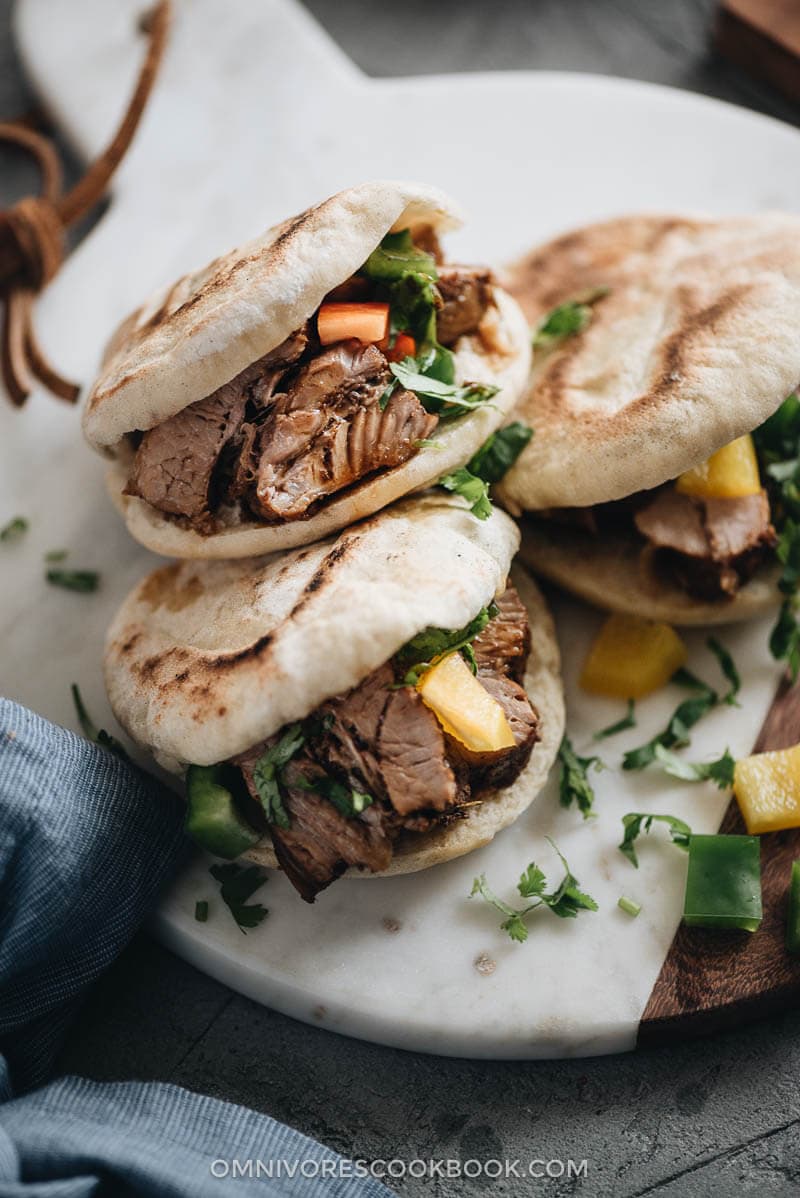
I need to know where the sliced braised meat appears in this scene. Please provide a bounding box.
[635,487,776,600]
[230,584,539,901]
[269,755,392,902]
[634,489,708,558]
[446,674,539,792]
[125,384,247,529]
[125,328,308,530]
[436,266,493,346]
[250,340,436,521]
[315,664,466,817]
[472,583,531,684]
[378,685,468,816]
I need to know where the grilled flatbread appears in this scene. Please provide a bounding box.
[86,180,530,558]
[498,213,800,623]
[104,495,563,877]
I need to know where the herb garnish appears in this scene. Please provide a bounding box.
[389,360,498,419]
[297,773,373,818]
[532,288,609,353]
[557,736,603,818]
[622,642,739,772]
[752,394,800,677]
[652,744,736,789]
[439,422,535,521]
[622,671,718,771]
[252,722,306,829]
[71,683,129,760]
[707,637,741,706]
[618,813,692,868]
[618,896,641,917]
[466,421,534,484]
[195,900,209,923]
[209,863,268,933]
[0,516,28,543]
[438,467,492,520]
[47,569,99,593]
[396,603,497,686]
[594,699,637,741]
[471,838,598,942]
[44,549,68,563]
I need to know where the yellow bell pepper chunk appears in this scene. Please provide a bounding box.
[417,651,515,752]
[580,613,688,699]
[734,745,800,834]
[675,434,761,500]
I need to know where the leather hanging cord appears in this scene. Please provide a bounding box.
[0,0,171,407]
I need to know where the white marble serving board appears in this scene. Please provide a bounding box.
[4,0,799,1057]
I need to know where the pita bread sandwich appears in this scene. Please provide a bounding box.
[103,495,564,902]
[84,180,531,559]
[497,213,800,630]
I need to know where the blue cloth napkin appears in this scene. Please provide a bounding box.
[0,699,392,1198]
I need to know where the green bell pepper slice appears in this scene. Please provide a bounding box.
[185,764,261,860]
[786,860,800,954]
[683,834,762,932]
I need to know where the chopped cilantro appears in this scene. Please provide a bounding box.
[252,722,306,829]
[707,636,740,706]
[651,744,735,789]
[622,669,718,771]
[593,699,637,741]
[44,549,68,563]
[557,735,603,818]
[46,569,99,593]
[466,422,534,484]
[297,773,373,818]
[532,288,609,353]
[618,812,692,869]
[397,603,497,686]
[389,360,498,419]
[752,395,800,677]
[70,683,129,760]
[209,863,268,933]
[471,838,598,943]
[0,516,28,543]
[195,900,209,923]
[438,467,492,520]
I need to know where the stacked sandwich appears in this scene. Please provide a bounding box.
[85,181,565,902]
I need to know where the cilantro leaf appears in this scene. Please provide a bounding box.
[532,288,609,353]
[471,838,598,942]
[622,670,718,771]
[389,360,498,419]
[557,735,603,818]
[46,569,99,593]
[252,722,306,829]
[195,900,209,923]
[1,516,28,543]
[466,422,534,484]
[296,772,373,818]
[209,863,268,933]
[70,683,129,761]
[438,467,492,520]
[397,603,497,686]
[707,637,741,706]
[593,699,637,741]
[618,812,692,869]
[652,743,736,788]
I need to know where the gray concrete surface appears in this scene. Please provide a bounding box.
[4,2,800,1194]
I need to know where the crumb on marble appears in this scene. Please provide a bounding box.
[382,916,402,933]
[474,952,496,976]
[312,1004,326,1021]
